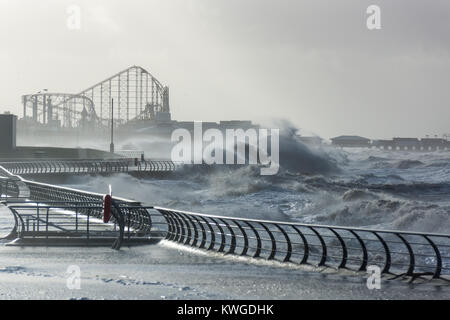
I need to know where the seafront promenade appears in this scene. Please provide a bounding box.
[1,159,450,299]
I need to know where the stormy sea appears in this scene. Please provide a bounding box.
[1,128,450,299]
[62,128,450,235]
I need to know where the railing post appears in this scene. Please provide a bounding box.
[260,223,276,260]
[349,230,368,271]
[244,221,261,258]
[182,213,198,247]
[274,224,292,262]
[220,218,236,255]
[233,220,249,256]
[192,215,207,249]
[396,233,415,276]
[175,212,192,245]
[171,212,185,243]
[309,227,327,267]
[211,218,226,253]
[291,226,309,264]
[329,228,348,269]
[45,208,49,242]
[163,211,176,240]
[200,216,215,251]
[423,235,443,279]
[372,232,392,274]
[75,206,79,232]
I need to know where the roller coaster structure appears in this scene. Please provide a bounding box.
[21,66,170,130]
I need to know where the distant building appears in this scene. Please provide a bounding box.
[420,138,447,151]
[330,135,371,148]
[392,137,420,150]
[331,135,450,151]
[297,136,323,146]
[372,139,393,149]
[0,113,17,152]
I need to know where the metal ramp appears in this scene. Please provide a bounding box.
[2,200,163,249]
[5,201,121,247]
[0,167,163,249]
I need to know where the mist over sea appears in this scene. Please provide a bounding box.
[61,130,450,234]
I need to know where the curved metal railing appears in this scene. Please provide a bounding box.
[22,180,153,235]
[137,160,180,172]
[0,159,130,175]
[2,164,450,281]
[4,202,125,249]
[152,207,450,281]
[0,166,154,244]
[0,177,21,199]
[0,169,30,199]
[0,159,180,175]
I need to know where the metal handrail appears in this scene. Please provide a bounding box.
[138,160,183,172]
[4,203,124,248]
[22,181,152,234]
[2,164,450,282]
[0,159,180,175]
[0,166,152,243]
[0,177,21,199]
[152,206,450,238]
[151,206,450,281]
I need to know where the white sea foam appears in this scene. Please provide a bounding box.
[11,123,450,234]
[52,142,450,234]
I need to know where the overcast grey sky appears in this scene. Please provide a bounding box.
[0,0,449,139]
